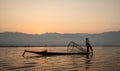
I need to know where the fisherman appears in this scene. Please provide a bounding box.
[85,38,93,53]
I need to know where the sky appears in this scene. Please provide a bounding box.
[0,0,120,34]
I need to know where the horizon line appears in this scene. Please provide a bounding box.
[0,30,120,35]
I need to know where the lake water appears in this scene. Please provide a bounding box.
[0,47,120,71]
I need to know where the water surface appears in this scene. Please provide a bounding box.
[0,47,120,71]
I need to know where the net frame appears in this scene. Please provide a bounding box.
[67,41,86,53]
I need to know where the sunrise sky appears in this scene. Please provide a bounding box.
[0,0,120,34]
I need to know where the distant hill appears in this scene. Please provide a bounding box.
[0,31,120,47]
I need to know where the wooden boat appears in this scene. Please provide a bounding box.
[22,41,92,57]
[22,50,89,57]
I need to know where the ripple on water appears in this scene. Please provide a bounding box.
[7,65,36,70]
[24,62,37,64]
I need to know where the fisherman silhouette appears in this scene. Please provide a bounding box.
[85,38,93,53]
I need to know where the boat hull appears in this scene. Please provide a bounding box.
[22,50,89,56]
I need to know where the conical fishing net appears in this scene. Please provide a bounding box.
[67,41,86,53]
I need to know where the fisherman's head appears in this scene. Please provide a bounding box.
[86,38,88,40]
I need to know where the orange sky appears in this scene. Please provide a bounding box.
[0,0,120,34]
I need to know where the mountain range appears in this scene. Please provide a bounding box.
[0,31,120,47]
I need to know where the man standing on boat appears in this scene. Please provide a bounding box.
[85,38,93,53]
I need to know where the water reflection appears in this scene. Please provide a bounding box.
[85,54,93,71]
[22,53,93,71]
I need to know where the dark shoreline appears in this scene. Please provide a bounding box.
[0,45,120,47]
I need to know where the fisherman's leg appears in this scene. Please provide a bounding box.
[87,46,89,53]
[89,46,93,52]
